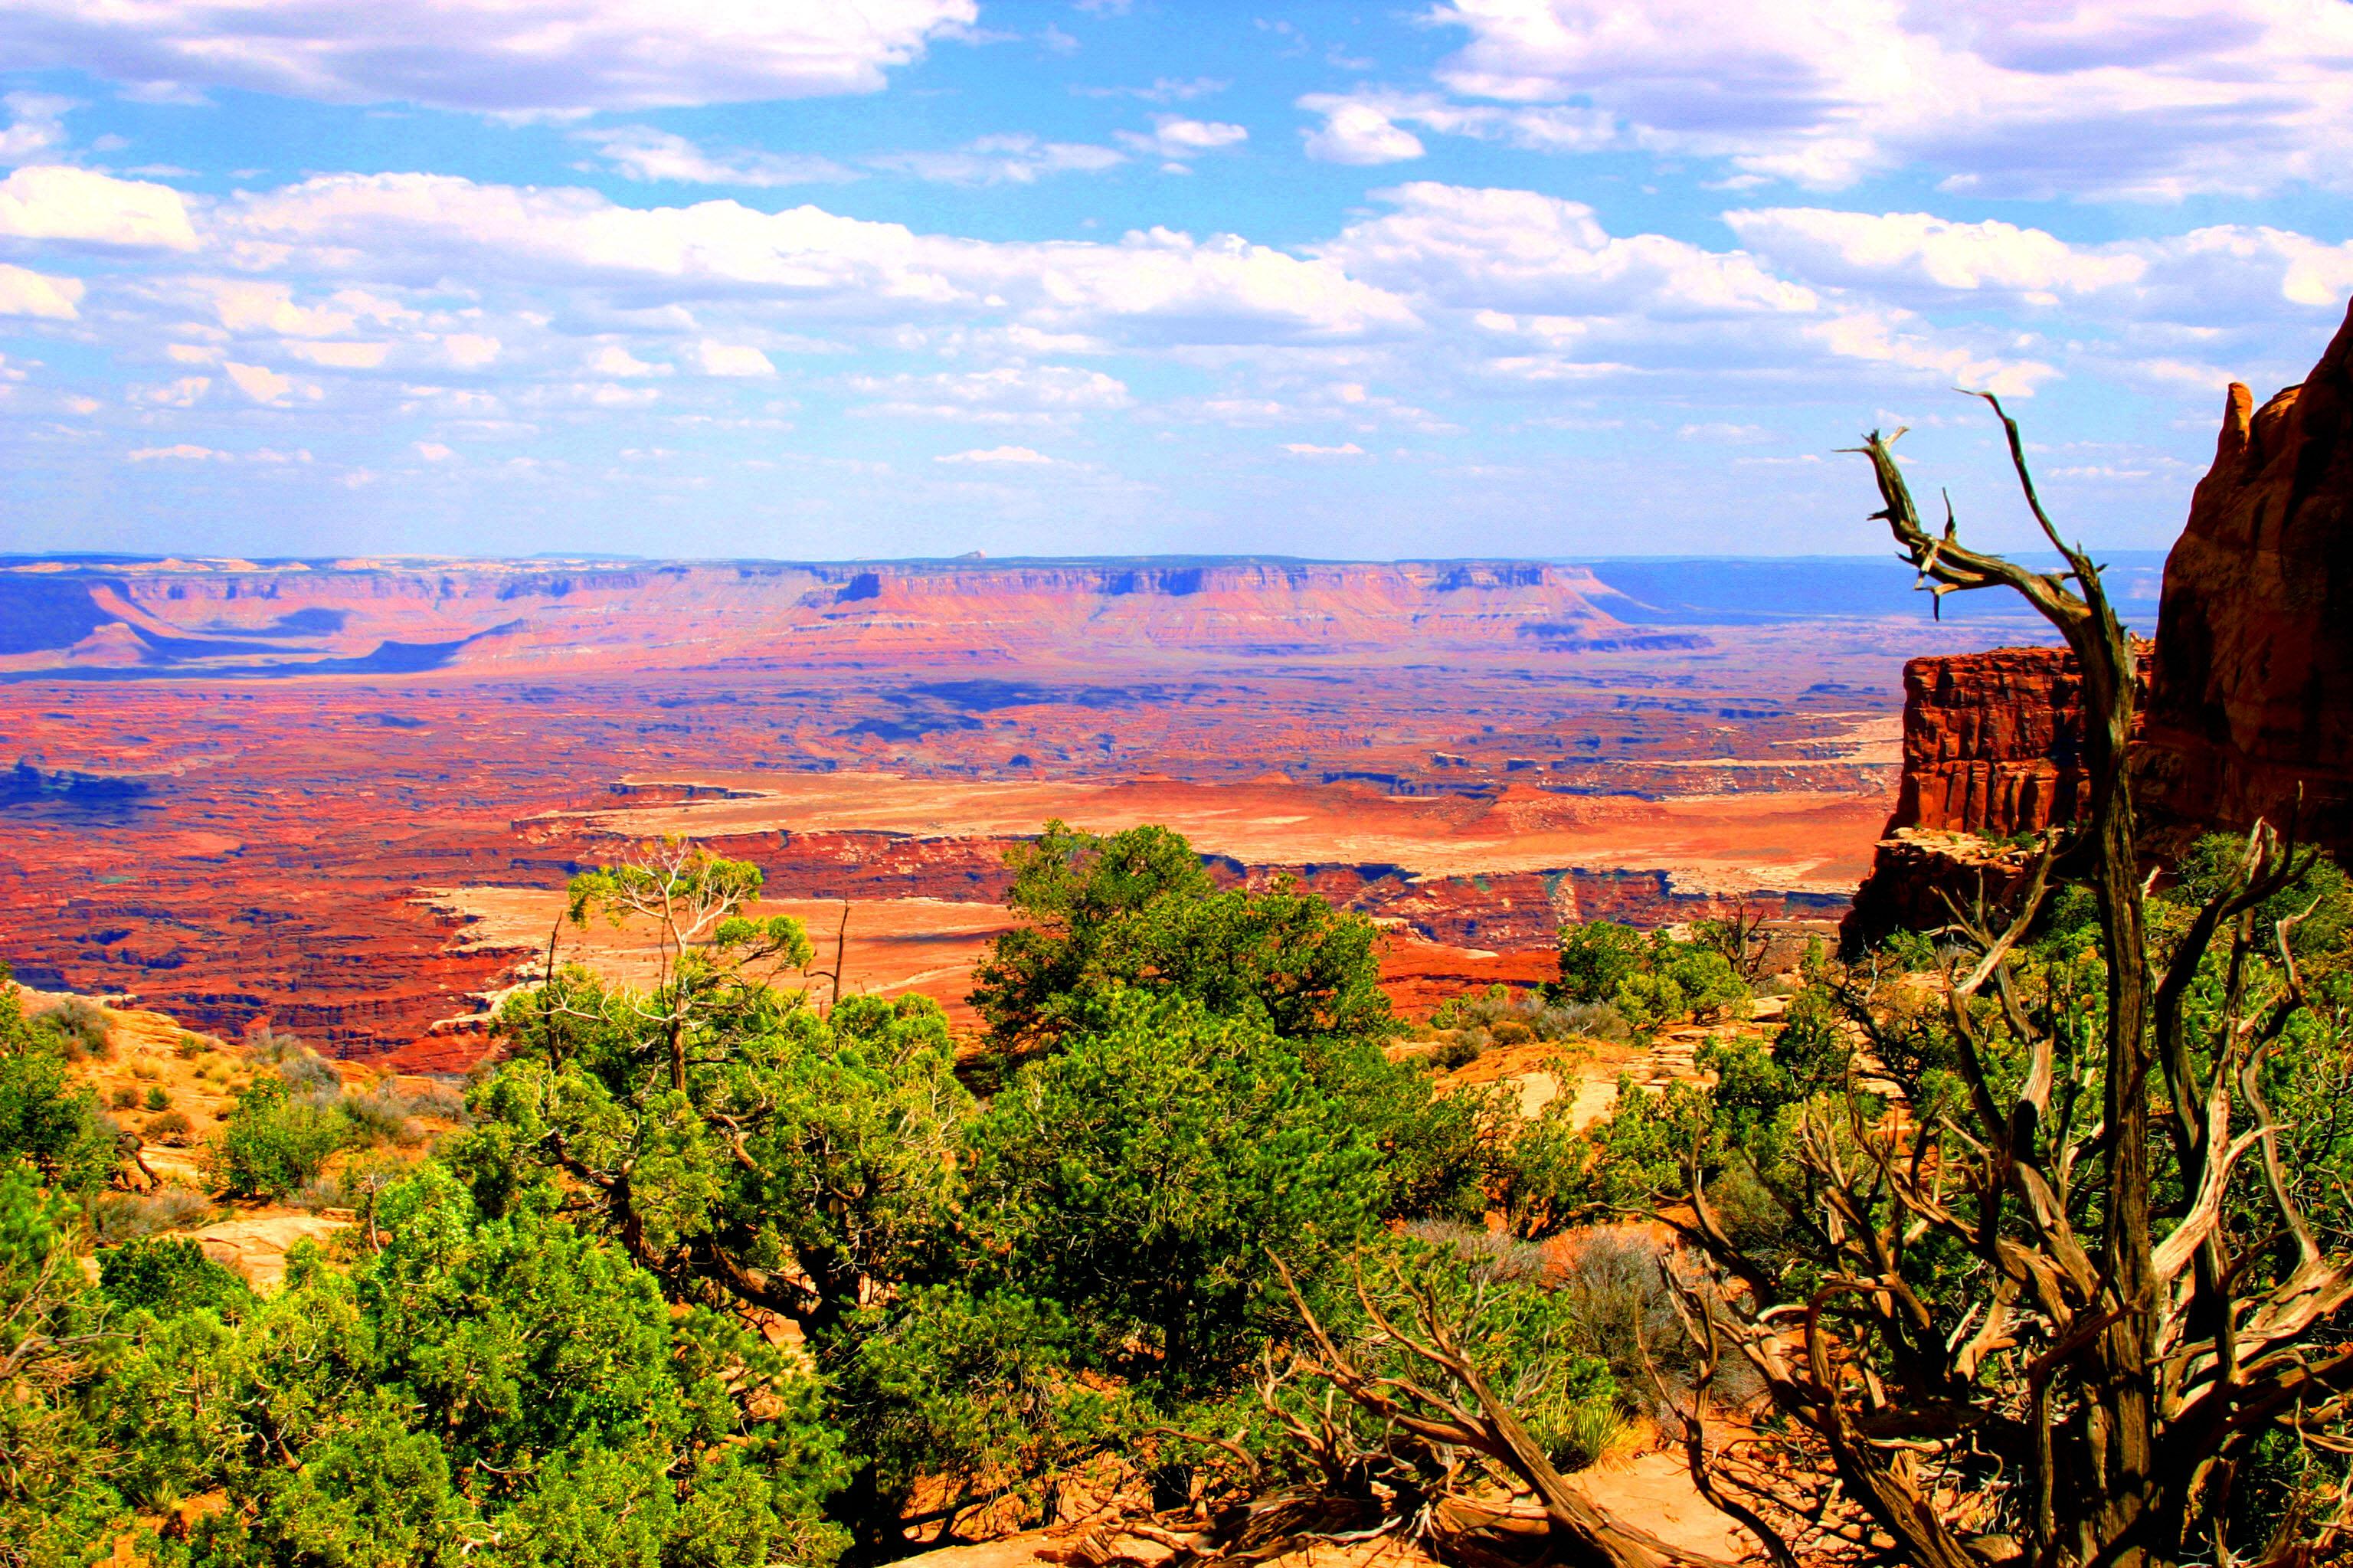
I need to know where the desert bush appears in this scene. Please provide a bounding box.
[129,1058,159,1082]
[87,1184,214,1244]
[395,1077,470,1123]
[338,1084,421,1147]
[100,1235,252,1319]
[143,1085,169,1111]
[173,1033,206,1059]
[34,996,111,1062]
[142,1109,193,1145]
[249,1026,341,1101]
[206,1075,349,1199]
[109,1085,138,1110]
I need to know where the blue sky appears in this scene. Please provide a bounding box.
[1,0,2348,561]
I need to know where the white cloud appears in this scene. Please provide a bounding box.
[414,441,453,461]
[577,126,856,187]
[934,445,1053,463]
[1724,209,2148,296]
[219,173,1420,344]
[1427,0,2353,196]
[127,443,227,461]
[867,134,1125,185]
[0,262,83,319]
[1301,100,1425,165]
[0,165,197,248]
[131,376,209,407]
[0,93,74,165]
[850,364,1131,422]
[1317,183,1815,317]
[1299,91,1615,165]
[1282,441,1366,455]
[587,345,668,377]
[442,333,501,368]
[697,340,776,376]
[224,361,294,403]
[1115,116,1248,162]
[284,340,389,368]
[0,0,977,115]
[1724,209,2353,322]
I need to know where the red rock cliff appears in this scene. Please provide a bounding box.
[1843,646,2088,947]
[1847,298,2353,947]
[2139,299,2353,859]
[1890,646,2092,838]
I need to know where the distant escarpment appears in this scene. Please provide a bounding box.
[0,557,1698,679]
[1847,299,2353,948]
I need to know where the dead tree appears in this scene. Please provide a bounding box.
[1648,401,2353,1566]
[1252,398,2353,1567]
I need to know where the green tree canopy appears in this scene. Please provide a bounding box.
[968,820,1392,1050]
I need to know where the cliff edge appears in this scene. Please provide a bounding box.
[2139,299,2353,858]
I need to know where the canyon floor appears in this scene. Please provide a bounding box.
[0,554,2067,1061]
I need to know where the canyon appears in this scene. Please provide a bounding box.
[0,553,2043,1058]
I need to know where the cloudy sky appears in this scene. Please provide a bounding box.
[2,0,2348,561]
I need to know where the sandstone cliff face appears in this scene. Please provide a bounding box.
[1841,646,2081,947]
[2139,300,2353,859]
[1847,298,2353,948]
[1890,647,2090,838]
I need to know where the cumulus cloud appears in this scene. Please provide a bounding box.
[1301,100,1425,165]
[224,362,295,403]
[1281,441,1366,455]
[0,262,83,319]
[127,443,227,461]
[850,364,1132,422]
[866,134,1125,185]
[587,345,668,377]
[0,0,977,115]
[1299,92,1615,165]
[696,340,776,376]
[1425,0,2353,196]
[1115,116,1248,165]
[0,165,198,248]
[1725,208,2353,321]
[215,172,1420,343]
[576,126,856,188]
[934,445,1053,463]
[1316,183,1815,318]
[0,93,74,165]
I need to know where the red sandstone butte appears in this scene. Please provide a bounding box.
[1847,296,2353,948]
[1844,647,2083,947]
[2139,298,2353,860]
[1890,647,2093,839]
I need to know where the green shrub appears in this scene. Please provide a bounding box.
[1555,921,1649,1004]
[143,1085,170,1112]
[207,1075,348,1199]
[100,1234,252,1318]
[34,997,111,1062]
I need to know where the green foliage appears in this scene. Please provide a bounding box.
[100,1235,252,1320]
[831,1288,1121,1543]
[206,1072,349,1199]
[0,1161,131,1556]
[0,974,120,1193]
[99,1166,847,1568]
[1552,922,1749,1042]
[970,820,1392,1050]
[1553,920,1648,1004]
[967,989,1388,1389]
